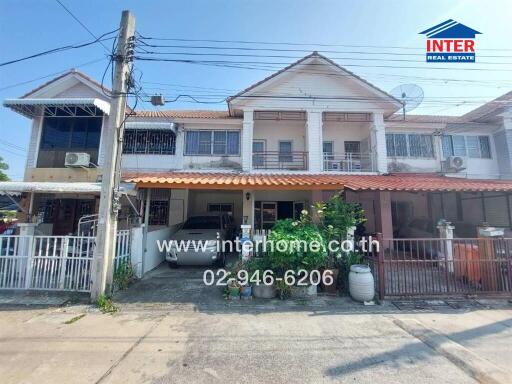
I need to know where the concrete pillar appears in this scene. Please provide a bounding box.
[130,226,144,278]
[375,191,393,240]
[306,110,323,172]
[437,220,455,273]
[371,113,388,173]
[18,223,37,289]
[242,189,254,228]
[311,190,323,223]
[241,109,254,172]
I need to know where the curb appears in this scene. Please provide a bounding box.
[393,318,511,384]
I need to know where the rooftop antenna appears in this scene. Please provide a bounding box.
[390,84,424,119]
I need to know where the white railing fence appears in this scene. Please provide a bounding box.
[114,230,131,271]
[0,230,132,292]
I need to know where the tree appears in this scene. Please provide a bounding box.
[0,156,9,181]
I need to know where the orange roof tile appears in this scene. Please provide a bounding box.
[133,110,235,119]
[122,172,512,192]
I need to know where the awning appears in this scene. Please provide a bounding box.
[3,98,110,118]
[0,182,137,196]
[123,172,512,192]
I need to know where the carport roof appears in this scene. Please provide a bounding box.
[123,172,512,192]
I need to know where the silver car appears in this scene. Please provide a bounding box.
[166,214,232,267]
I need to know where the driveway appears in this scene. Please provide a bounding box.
[1,265,511,383]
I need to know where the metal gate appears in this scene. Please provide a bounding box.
[365,235,512,299]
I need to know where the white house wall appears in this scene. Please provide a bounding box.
[253,119,306,152]
[187,190,244,226]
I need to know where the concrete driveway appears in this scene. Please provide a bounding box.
[1,264,511,383]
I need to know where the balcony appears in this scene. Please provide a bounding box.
[252,151,308,170]
[323,152,375,172]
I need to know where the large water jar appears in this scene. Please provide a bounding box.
[349,264,375,302]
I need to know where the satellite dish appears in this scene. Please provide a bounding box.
[390,84,424,118]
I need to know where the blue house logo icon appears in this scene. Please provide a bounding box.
[419,20,482,62]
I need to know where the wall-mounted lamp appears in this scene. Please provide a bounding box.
[245,192,251,201]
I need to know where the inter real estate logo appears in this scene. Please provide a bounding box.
[419,19,481,63]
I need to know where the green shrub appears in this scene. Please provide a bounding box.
[96,295,119,314]
[113,260,134,290]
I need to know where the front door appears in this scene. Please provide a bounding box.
[261,202,277,230]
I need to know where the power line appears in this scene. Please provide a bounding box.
[55,0,110,52]
[136,33,512,52]
[0,30,118,68]
[134,56,512,72]
[0,57,106,92]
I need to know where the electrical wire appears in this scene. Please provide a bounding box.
[0,30,118,68]
[135,32,512,52]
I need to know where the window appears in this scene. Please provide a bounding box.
[208,203,233,213]
[253,140,265,167]
[408,134,434,157]
[344,141,361,154]
[442,135,491,159]
[279,141,292,162]
[386,133,408,157]
[185,130,240,155]
[323,141,333,154]
[386,133,433,158]
[40,116,101,150]
[149,200,169,226]
[38,116,102,167]
[123,129,176,155]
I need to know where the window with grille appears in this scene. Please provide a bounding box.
[344,141,361,154]
[149,200,169,225]
[386,133,433,158]
[207,203,233,213]
[442,135,491,159]
[185,130,240,155]
[123,129,176,155]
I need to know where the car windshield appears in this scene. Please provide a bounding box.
[182,216,220,230]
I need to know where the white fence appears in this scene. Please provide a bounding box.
[0,230,131,292]
[114,230,131,271]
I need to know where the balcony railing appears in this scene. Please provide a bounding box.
[323,152,375,172]
[253,151,308,170]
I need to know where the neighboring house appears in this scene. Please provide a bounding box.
[2,52,512,273]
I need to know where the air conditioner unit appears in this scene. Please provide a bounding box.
[65,152,90,167]
[445,156,467,172]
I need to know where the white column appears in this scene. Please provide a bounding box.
[242,189,254,228]
[371,112,388,173]
[306,110,323,172]
[241,109,254,172]
[437,220,455,273]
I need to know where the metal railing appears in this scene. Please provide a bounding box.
[0,230,131,292]
[252,151,308,170]
[323,152,375,172]
[365,235,512,299]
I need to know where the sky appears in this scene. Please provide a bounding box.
[0,0,511,180]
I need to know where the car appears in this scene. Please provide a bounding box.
[165,214,232,267]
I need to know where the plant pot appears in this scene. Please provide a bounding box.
[252,283,277,299]
[240,285,252,299]
[290,284,318,298]
[228,286,240,300]
[321,268,339,295]
[349,264,375,302]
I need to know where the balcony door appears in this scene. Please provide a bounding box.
[252,140,265,167]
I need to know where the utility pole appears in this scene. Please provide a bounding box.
[90,10,135,301]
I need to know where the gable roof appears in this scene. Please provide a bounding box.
[21,70,110,98]
[227,52,402,108]
[419,19,481,39]
[460,90,512,122]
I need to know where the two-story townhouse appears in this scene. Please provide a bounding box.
[3,52,512,274]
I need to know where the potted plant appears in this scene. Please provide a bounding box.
[313,193,366,294]
[267,211,328,299]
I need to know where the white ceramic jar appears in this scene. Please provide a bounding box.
[349,264,375,302]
